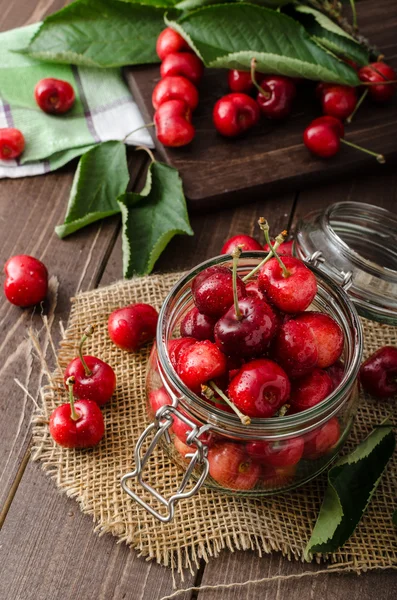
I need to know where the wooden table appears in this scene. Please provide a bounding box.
[0,2,396,599]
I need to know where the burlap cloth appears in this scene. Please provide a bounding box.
[31,273,397,578]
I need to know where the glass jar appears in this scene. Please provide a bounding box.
[294,201,397,325]
[122,254,363,522]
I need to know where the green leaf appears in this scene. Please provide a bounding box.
[305,424,396,558]
[292,5,368,66]
[20,0,167,67]
[55,141,129,238]
[167,4,360,84]
[176,0,290,11]
[118,162,193,277]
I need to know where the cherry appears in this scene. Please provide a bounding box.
[4,254,48,307]
[180,306,216,341]
[274,319,318,378]
[152,76,199,111]
[258,256,317,313]
[148,386,171,414]
[221,234,263,255]
[317,83,357,121]
[255,75,296,119]
[228,358,290,418]
[227,69,254,93]
[245,279,266,301]
[304,116,385,162]
[34,78,75,114]
[160,52,204,86]
[174,435,193,460]
[192,265,246,318]
[326,360,345,389]
[168,337,196,369]
[303,417,340,460]
[0,128,25,160]
[262,464,297,488]
[359,346,397,398]
[156,27,191,60]
[207,442,260,490]
[246,436,304,467]
[49,377,105,448]
[358,62,397,103]
[108,303,158,352]
[295,312,344,368]
[154,99,195,147]
[263,239,293,257]
[289,368,334,414]
[213,93,260,137]
[64,325,116,406]
[176,339,227,394]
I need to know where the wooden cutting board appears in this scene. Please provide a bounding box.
[125,0,397,210]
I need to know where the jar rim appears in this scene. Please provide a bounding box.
[156,253,363,437]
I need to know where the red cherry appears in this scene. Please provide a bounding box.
[359,346,397,398]
[256,75,296,119]
[228,358,290,418]
[160,52,204,86]
[227,70,254,93]
[0,128,25,160]
[149,386,171,414]
[245,279,266,301]
[4,254,48,307]
[358,62,397,103]
[326,360,345,389]
[181,307,216,341]
[262,464,297,488]
[108,303,158,352]
[49,377,104,448]
[168,337,196,369]
[317,83,357,121]
[156,27,191,61]
[303,417,340,460]
[176,340,227,394]
[274,319,318,378]
[289,368,334,414]
[192,265,246,319]
[309,115,345,138]
[63,325,116,406]
[258,256,317,313]
[263,239,293,257]
[152,76,199,111]
[213,93,260,137]
[295,312,344,368]
[214,296,278,359]
[174,435,193,460]
[208,442,260,490]
[246,436,304,467]
[34,78,75,114]
[303,119,341,158]
[154,99,195,147]
[221,234,263,255]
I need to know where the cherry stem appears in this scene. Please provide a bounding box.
[242,230,287,282]
[66,376,80,422]
[231,245,243,321]
[259,218,290,278]
[79,325,94,377]
[250,58,270,99]
[362,80,397,86]
[123,122,154,142]
[208,381,251,425]
[135,145,156,164]
[346,88,368,124]
[340,138,385,163]
[349,0,358,31]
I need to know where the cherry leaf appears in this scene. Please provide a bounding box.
[118,162,193,277]
[305,424,395,558]
[55,141,129,239]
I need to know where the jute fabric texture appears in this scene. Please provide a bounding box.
[31,273,397,576]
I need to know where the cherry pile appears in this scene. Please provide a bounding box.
[0,78,75,160]
[153,28,204,147]
[148,222,348,490]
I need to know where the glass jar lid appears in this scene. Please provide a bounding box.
[295,201,397,325]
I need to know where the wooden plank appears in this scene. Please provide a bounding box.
[196,550,397,600]
[125,0,397,209]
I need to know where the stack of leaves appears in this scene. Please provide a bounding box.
[17,0,373,275]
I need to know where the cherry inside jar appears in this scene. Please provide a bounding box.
[123,254,362,521]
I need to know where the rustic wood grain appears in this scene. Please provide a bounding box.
[125,0,397,209]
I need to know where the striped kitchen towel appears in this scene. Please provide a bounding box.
[0,23,154,179]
